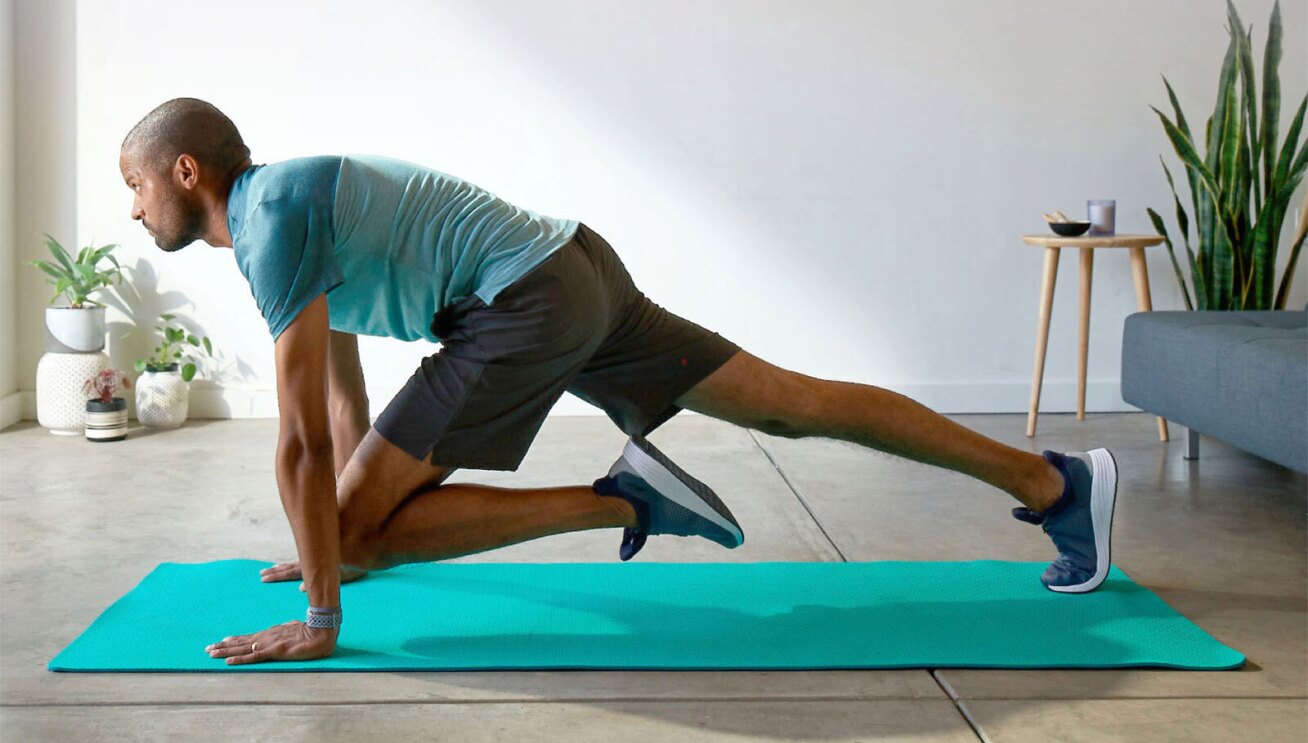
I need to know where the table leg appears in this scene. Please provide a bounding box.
[1077,248,1094,421]
[1027,246,1061,437]
[1129,246,1170,442]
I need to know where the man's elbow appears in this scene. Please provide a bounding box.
[276,432,335,470]
[329,394,371,429]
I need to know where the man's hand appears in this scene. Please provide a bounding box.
[260,561,368,590]
[206,620,337,665]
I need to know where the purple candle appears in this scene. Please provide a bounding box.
[1088,200,1116,235]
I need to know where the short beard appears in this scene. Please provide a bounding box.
[157,193,207,252]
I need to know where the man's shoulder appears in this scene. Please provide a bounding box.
[231,157,343,241]
[247,156,344,203]
[231,157,345,270]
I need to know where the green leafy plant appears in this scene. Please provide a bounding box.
[1148,0,1307,311]
[83,369,132,404]
[27,234,124,308]
[130,314,213,382]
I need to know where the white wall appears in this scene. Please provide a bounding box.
[0,0,17,429]
[13,0,76,422]
[15,0,1308,421]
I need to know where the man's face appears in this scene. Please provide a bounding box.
[119,150,206,252]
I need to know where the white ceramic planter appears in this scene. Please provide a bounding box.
[45,306,106,353]
[36,351,110,435]
[135,368,189,429]
[85,398,129,441]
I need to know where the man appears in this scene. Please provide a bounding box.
[119,98,1117,666]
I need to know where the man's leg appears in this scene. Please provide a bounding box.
[674,350,1067,513]
[261,426,638,579]
[341,428,636,571]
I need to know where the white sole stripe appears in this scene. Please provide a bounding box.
[621,438,744,544]
[1049,447,1118,594]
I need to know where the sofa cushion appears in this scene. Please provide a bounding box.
[1121,309,1307,473]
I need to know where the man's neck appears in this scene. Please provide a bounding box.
[203,159,253,249]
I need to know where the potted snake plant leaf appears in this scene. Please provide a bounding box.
[1148,0,1307,312]
[28,234,124,352]
[30,234,126,433]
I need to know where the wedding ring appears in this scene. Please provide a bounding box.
[251,641,259,653]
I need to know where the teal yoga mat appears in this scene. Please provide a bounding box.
[49,560,1243,672]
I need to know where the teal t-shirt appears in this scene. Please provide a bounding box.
[227,155,578,342]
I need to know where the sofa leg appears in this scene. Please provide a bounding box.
[1185,427,1201,460]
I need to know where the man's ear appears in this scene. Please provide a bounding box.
[174,153,200,190]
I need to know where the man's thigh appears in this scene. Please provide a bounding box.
[337,426,457,537]
[546,222,748,438]
[674,349,818,436]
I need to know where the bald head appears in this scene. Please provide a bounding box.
[120,98,252,252]
[121,97,250,178]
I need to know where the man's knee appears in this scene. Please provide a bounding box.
[755,375,825,439]
[337,486,391,570]
[339,519,385,570]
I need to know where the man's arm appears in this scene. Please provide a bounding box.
[206,293,340,665]
[327,330,370,478]
[273,294,341,613]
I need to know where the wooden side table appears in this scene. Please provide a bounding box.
[1022,233,1170,441]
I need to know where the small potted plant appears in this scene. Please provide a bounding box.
[82,369,132,442]
[31,235,125,434]
[29,234,124,352]
[131,314,213,429]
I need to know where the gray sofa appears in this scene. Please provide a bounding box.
[1121,304,1308,474]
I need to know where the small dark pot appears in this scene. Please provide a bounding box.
[85,397,128,442]
[1049,221,1092,237]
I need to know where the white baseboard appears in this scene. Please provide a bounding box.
[7,379,1138,421]
[0,392,21,431]
[181,386,611,418]
[181,379,1135,421]
[890,379,1134,415]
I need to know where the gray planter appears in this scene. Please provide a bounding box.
[45,306,106,353]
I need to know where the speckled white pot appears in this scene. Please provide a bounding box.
[36,351,110,435]
[135,368,189,429]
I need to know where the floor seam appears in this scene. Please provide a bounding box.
[0,696,953,708]
[912,694,1308,702]
[746,430,847,562]
[931,671,991,743]
[4,694,1306,708]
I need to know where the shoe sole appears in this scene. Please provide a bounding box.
[621,435,744,548]
[1048,447,1117,594]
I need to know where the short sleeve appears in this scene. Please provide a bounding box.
[234,197,345,341]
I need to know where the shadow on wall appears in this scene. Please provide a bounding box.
[100,258,256,418]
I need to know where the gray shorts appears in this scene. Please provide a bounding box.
[373,222,741,471]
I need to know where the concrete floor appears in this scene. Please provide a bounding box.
[1,412,1304,742]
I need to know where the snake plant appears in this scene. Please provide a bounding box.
[28,234,124,308]
[1148,0,1307,311]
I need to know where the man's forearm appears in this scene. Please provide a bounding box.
[327,330,369,478]
[328,398,369,478]
[276,437,342,609]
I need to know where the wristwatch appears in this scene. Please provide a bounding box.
[306,605,343,630]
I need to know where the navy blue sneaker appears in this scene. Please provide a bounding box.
[1012,448,1119,593]
[593,435,744,561]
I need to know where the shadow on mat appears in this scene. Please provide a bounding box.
[335,571,1198,740]
[384,577,1190,668]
